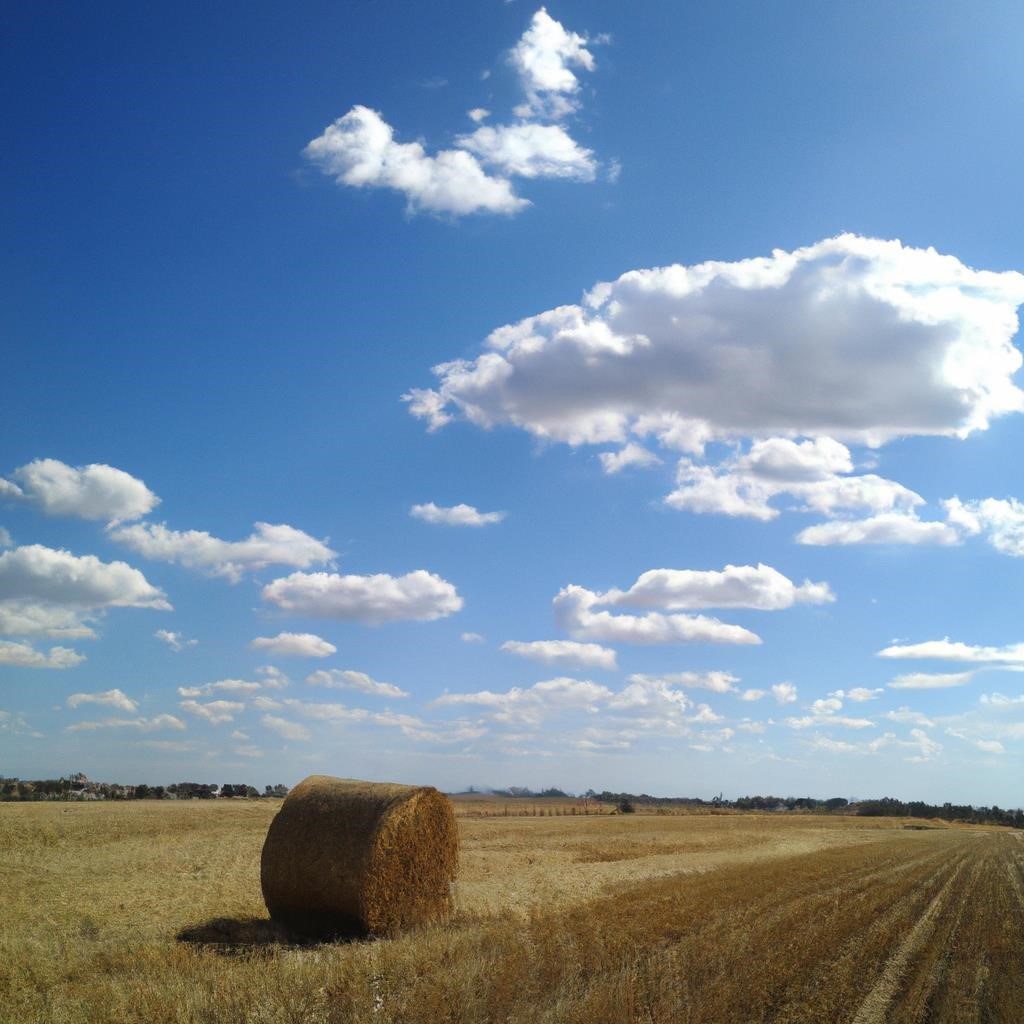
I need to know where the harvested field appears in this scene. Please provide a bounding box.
[1,801,1021,1023]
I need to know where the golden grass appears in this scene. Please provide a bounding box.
[1,801,1021,1023]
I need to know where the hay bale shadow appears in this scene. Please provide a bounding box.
[176,916,366,952]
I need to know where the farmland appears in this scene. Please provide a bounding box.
[1,799,1022,1023]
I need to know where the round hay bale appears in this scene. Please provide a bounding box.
[260,774,458,938]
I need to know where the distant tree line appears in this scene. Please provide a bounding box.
[0,775,289,802]
[459,785,1023,828]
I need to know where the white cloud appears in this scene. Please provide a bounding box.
[554,585,761,646]
[797,512,961,547]
[0,640,85,668]
[261,715,312,742]
[110,521,335,582]
[306,668,408,698]
[230,730,250,740]
[878,638,1024,663]
[882,707,936,727]
[410,502,506,527]
[65,714,184,733]
[155,629,197,652]
[251,632,337,658]
[407,236,1024,450]
[888,670,975,689]
[179,699,244,724]
[772,682,798,704]
[1,458,158,524]
[0,527,12,548]
[943,496,1024,556]
[262,569,462,624]
[548,564,828,648]
[980,692,1024,707]
[461,631,485,644]
[0,544,169,639]
[667,439,923,524]
[589,564,833,611]
[0,710,43,738]
[500,639,617,670]
[626,670,738,694]
[599,443,661,475]
[976,739,1006,753]
[455,123,595,180]
[905,728,943,763]
[178,679,263,698]
[233,745,264,758]
[608,675,692,713]
[67,689,137,712]
[0,602,97,640]
[256,665,290,689]
[509,7,596,120]
[304,106,526,217]
[435,676,611,725]
[467,108,490,123]
[740,688,766,701]
[833,687,883,702]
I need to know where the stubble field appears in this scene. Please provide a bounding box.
[1,798,1022,1023]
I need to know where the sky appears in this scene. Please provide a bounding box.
[3,1,1024,805]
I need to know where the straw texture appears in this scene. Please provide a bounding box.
[260,775,458,937]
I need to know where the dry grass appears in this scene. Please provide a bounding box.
[1,801,1021,1023]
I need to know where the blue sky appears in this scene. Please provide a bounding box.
[4,2,1024,804]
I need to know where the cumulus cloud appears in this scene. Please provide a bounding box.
[878,638,1024,663]
[155,629,197,652]
[944,496,1024,556]
[500,639,617,670]
[67,689,137,712]
[261,715,311,742]
[110,521,335,582]
[548,564,828,648]
[251,632,336,658]
[588,564,833,611]
[888,670,976,689]
[797,512,961,547]
[304,106,526,217]
[668,439,923,523]
[626,671,739,694]
[407,236,1024,454]
[179,699,244,724]
[65,714,184,733]
[306,668,408,698]
[554,584,761,646]
[975,738,1005,754]
[262,569,462,624]
[833,687,883,702]
[455,123,595,180]
[772,682,798,704]
[980,692,1024,707]
[0,544,169,640]
[461,631,485,644]
[509,7,596,119]
[410,502,506,527]
[882,707,936,727]
[1,458,158,524]
[304,10,604,218]
[435,676,611,725]
[0,527,12,548]
[178,679,264,698]
[599,443,661,475]
[0,640,85,668]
